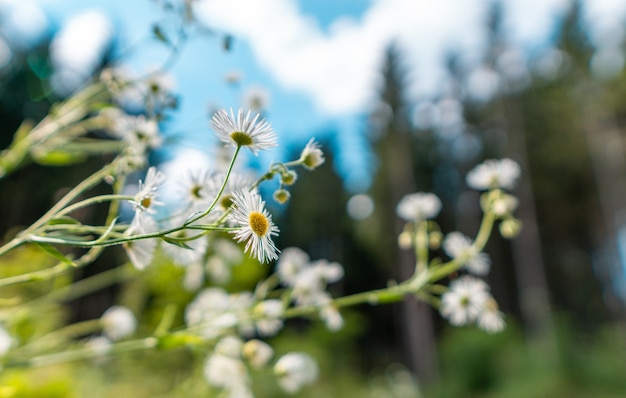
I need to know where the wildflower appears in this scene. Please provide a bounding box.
[276,247,310,286]
[274,352,319,394]
[123,215,159,270]
[204,353,251,397]
[477,298,506,333]
[211,108,277,154]
[242,339,274,368]
[280,170,297,185]
[161,215,208,266]
[176,168,212,213]
[129,167,165,216]
[291,261,343,306]
[466,158,521,190]
[243,85,270,112]
[228,190,279,264]
[215,335,244,358]
[320,303,343,331]
[299,138,325,170]
[206,171,254,212]
[253,299,284,336]
[0,326,12,357]
[85,336,112,357]
[440,276,490,326]
[104,109,163,152]
[442,232,491,275]
[101,306,137,340]
[273,188,290,204]
[396,192,442,222]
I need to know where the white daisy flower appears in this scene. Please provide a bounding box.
[396,192,442,222]
[206,171,254,212]
[228,190,279,264]
[440,276,490,326]
[466,158,521,190]
[243,85,270,112]
[477,298,506,333]
[123,215,159,270]
[162,215,208,266]
[276,247,310,286]
[176,168,213,214]
[129,167,165,216]
[299,138,325,170]
[443,232,491,275]
[253,299,284,337]
[101,306,137,341]
[242,339,274,369]
[204,353,251,397]
[211,108,277,154]
[274,352,319,394]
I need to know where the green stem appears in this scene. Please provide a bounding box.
[56,194,134,217]
[8,337,158,369]
[186,146,241,226]
[415,220,429,275]
[428,210,496,283]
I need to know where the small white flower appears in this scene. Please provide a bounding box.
[243,85,270,112]
[299,138,325,170]
[123,215,159,270]
[162,215,208,266]
[206,172,254,212]
[101,306,137,340]
[211,108,278,154]
[85,336,112,356]
[477,298,506,333]
[396,192,442,222]
[204,353,250,395]
[228,190,280,264]
[320,304,343,331]
[274,352,319,394]
[176,168,213,214]
[0,326,13,357]
[130,167,165,216]
[215,335,244,358]
[254,299,284,337]
[276,247,310,286]
[242,339,274,369]
[440,276,490,326]
[443,232,491,275]
[466,158,521,190]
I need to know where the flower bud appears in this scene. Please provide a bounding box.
[273,189,291,204]
[499,218,522,238]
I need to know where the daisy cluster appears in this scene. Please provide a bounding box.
[108,106,329,395]
[396,158,522,334]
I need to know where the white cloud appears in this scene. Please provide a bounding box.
[192,0,626,117]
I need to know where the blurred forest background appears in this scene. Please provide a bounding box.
[2,1,626,397]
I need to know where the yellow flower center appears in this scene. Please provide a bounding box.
[220,194,234,209]
[230,131,254,147]
[249,211,268,236]
[140,197,152,209]
[191,185,202,199]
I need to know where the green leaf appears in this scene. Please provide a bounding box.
[161,236,193,250]
[33,150,87,166]
[48,216,81,226]
[34,242,76,267]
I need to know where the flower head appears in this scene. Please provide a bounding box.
[123,215,159,270]
[242,339,274,369]
[101,306,137,341]
[443,232,491,275]
[211,108,277,154]
[176,168,212,213]
[477,298,506,333]
[130,167,165,216]
[440,276,490,326]
[274,352,319,394]
[466,158,521,190]
[299,138,325,170]
[228,190,279,263]
[396,192,442,222]
[206,172,254,212]
[276,247,310,286]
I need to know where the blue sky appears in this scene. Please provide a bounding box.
[2,0,626,192]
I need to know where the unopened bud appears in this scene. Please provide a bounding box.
[499,218,522,238]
